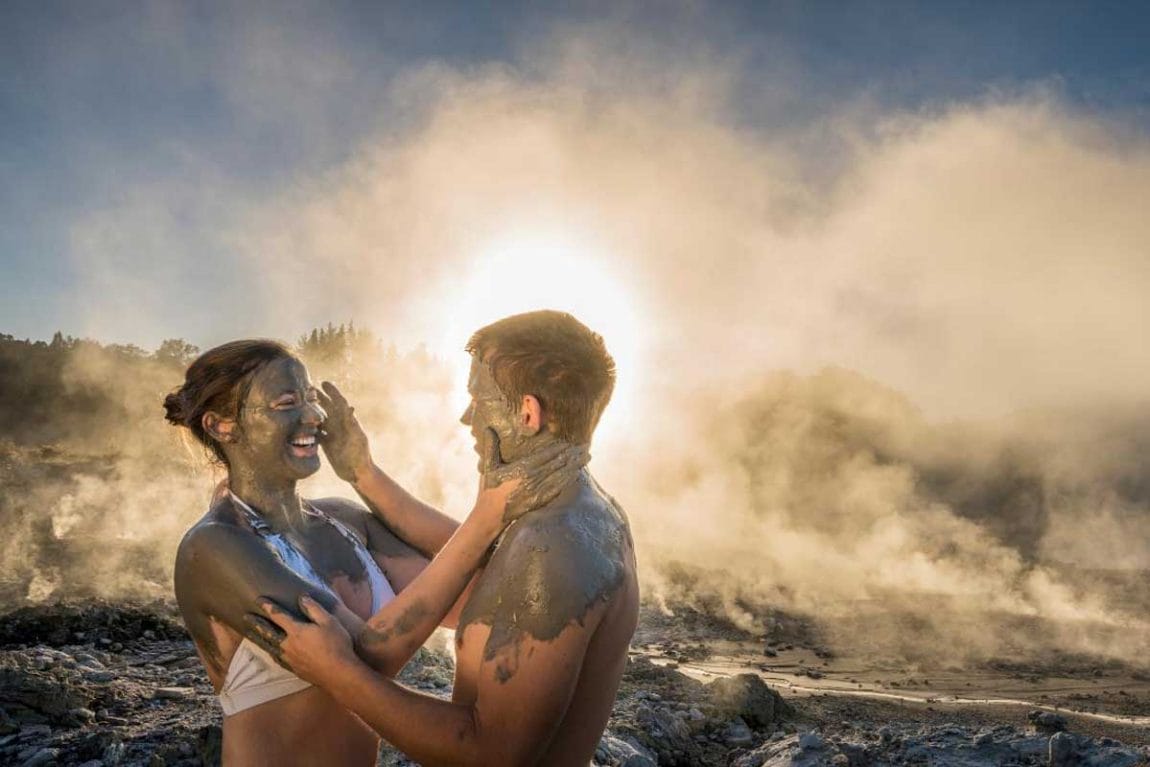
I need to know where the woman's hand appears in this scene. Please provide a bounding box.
[243,596,358,687]
[317,382,374,484]
[474,428,590,527]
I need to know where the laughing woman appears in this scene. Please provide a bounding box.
[165,340,580,766]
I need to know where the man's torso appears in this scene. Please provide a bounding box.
[451,474,640,766]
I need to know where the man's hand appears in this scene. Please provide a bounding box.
[244,595,359,687]
[477,429,590,525]
[317,381,373,484]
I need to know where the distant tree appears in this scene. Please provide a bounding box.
[106,343,148,359]
[154,339,200,367]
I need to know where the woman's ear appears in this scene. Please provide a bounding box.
[202,411,237,444]
[518,395,544,436]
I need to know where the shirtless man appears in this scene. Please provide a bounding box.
[250,310,641,767]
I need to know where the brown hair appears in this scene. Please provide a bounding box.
[163,339,295,465]
[466,310,616,444]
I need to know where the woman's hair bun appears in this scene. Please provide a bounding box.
[163,389,189,427]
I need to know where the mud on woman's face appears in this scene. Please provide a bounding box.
[234,358,327,481]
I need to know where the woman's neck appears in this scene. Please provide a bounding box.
[227,470,304,528]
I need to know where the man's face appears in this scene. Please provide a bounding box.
[233,357,327,481]
[460,355,532,469]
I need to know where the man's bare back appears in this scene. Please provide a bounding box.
[453,473,639,766]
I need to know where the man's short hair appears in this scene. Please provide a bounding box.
[466,310,616,444]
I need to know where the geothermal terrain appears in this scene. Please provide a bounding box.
[3,441,1150,767]
[4,336,1150,765]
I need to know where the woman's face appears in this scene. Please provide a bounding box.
[230,357,327,482]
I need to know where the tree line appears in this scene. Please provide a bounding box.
[0,324,447,451]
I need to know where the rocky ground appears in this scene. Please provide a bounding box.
[2,601,1150,766]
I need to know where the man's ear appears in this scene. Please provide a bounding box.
[517,395,544,436]
[202,411,237,444]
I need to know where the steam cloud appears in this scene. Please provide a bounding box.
[11,21,1150,666]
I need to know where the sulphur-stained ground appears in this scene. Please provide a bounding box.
[2,600,1150,767]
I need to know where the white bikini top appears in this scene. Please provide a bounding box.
[217,492,394,716]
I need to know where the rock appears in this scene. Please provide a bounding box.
[81,669,115,683]
[73,653,105,670]
[152,686,194,700]
[724,717,755,747]
[102,739,125,765]
[0,709,17,736]
[1028,710,1068,734]
[731,733,802,767]
[197,725,222,767]
[21,747,59,767]
[595,733,658,767]
[1049,731,1077,766]
[632,703,697,766]
[69,707,96,723]
[707,673,791,729]
[798,731,824,751]
[97,713,129,725]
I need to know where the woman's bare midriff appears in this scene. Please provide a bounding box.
[222,685,379,766]
[195,547,384,766]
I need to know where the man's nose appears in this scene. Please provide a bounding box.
[460,403,473,427]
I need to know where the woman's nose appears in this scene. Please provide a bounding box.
[304,400,327,425]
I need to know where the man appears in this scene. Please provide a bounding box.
[250,310,640,767]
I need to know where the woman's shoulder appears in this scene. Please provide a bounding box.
[307,496,371,537]
[180,496,244,540]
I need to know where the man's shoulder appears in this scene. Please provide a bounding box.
[459,475,633,645]
[507,476,629,549]
[489,477,632,597]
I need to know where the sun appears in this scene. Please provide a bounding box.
[432,229,647,448]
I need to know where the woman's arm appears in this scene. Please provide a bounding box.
[353,492,504,677]
[174,517,365,675]
[318,382,458,558]
[349,434,588,677]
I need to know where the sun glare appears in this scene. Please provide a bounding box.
[433,230,646,447]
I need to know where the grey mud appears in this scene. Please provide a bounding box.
[457,470,634,665]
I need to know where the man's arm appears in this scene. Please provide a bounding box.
[251,594,599,767]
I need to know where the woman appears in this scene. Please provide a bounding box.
[165,339,580,765]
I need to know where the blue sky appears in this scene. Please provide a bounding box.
[2,0,1148,351]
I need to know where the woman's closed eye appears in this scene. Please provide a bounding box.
[271,389,320,410]
[268,394,296,409]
